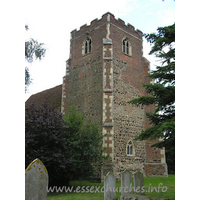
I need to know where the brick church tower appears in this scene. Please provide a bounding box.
[61,12,168,181]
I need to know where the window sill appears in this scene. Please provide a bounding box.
[123,52,132,57]
[82,52,92,57]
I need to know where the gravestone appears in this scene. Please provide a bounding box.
[121,169,133,195]
[133,171,145,195]
[25,158,48,200]
[104,172,116,200]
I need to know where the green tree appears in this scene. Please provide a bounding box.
[25,103,72,186]
[128,23,175,173]
[63,106,107,180]
[25,25,46,92]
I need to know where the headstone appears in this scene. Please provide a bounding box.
[121,169,133,195]
[25,158,48,200]
[133,171,145,195]
[104,172,116,200]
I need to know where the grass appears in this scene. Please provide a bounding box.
[143,175,175,199]
[47,174,175,200]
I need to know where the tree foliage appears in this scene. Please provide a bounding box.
[25,104,106,185]
[63,106,107,180]
[25,38,46,63]
[128,23,175,172]
[25,103,71,186]
[25,25,46,92]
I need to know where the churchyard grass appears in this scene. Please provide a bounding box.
[143,175,175,200]
[47,174,175,200]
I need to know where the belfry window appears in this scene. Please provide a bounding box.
[127,140,134,156]
[82,37,92,55]
[122,38,132,56]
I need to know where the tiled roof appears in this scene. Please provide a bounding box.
[25,84,62,111]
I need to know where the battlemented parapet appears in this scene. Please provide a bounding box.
[70,12,142,40]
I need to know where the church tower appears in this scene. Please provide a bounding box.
[61,12,168,181]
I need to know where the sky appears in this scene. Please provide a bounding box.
[25,0,175,101]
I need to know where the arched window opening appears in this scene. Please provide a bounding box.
[122,37,132,56]
[82,37,92,55]
[126,140,134,156]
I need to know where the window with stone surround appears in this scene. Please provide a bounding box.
[122,37,132,56]
[82,37,92,55]
[126,140,134,156]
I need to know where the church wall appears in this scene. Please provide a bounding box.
[66,20,108,128]
[107,22,147,179]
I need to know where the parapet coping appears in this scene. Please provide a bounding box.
[70,12,142,41]
[71,22,142,42]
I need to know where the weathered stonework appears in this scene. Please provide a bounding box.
[62,12,168,181]
[64,55,103,128]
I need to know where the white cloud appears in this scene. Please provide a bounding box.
[146,12,152,15]
[157,7,175,26]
